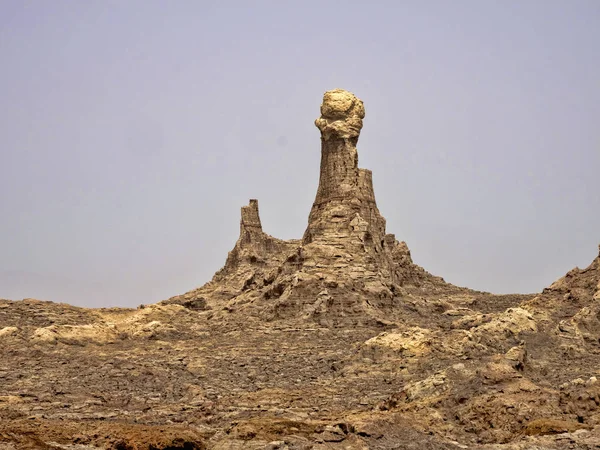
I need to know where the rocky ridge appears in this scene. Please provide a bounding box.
[1,89,600,449]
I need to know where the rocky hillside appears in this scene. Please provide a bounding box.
[1,90,599,449]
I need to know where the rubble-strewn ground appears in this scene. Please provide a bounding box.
[2,252,600,450]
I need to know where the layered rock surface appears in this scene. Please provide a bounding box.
[166,89,456,324]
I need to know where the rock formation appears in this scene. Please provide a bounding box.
[166,89,454,323]
[302,89,407,289]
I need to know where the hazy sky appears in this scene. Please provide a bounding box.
[1,1,599,308]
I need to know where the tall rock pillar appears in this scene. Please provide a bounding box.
[303,89,386,248]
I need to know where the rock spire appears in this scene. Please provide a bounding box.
[166,89,450,323]
[304,89,386,247]
[302,89,392,288]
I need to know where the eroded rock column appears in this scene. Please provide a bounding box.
[303,89,386,246]
[239,199,262,244]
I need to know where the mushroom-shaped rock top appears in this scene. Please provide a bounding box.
[315,89,365,140]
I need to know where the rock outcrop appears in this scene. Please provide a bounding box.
[166,89,455,323]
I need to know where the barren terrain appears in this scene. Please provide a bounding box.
[2,90,599,449]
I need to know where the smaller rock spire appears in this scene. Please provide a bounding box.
[238,199,263,247]
[240,199,262,232]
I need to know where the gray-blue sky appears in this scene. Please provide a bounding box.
[1,1,599,307]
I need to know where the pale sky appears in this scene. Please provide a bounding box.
[1,1,599,307]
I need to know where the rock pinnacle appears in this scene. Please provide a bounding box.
[166,89,449,323]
